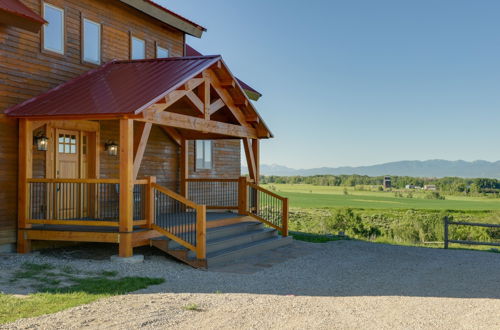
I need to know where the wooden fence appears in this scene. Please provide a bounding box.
[444,216,500,249]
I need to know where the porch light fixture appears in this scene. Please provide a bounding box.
[34,134,49,151]
[105,141,119,156]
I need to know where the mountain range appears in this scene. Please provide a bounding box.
[244,160,500,178]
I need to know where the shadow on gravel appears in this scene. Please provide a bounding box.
[5,240,500,300]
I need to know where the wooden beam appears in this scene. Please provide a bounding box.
[140,111,258,139]
[154,90,188,113]
[220,79,235,89]
[202,75,211,120]
[243,138,257,182]
[133,122,152,180]
[160,126,182,145]
[206,70,252,128]
[119,119,134,257]
[245,114,260,124]
[185,90,204,115]
[252,139,260,184]
[183,77,204,91]
[18,119,32,253]
[209,98,225,115]
[180,139,188,198]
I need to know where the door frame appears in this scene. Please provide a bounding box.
[44,121,100,180]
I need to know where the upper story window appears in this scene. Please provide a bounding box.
[195,140,213,170]
[82,19,101,64]
[43,3,64,54]
[131,36,146,60]
[156,45,169,58]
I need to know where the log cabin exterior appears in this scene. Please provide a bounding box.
[0,0,290,266]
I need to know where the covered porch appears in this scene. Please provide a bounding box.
[7,55,289,266]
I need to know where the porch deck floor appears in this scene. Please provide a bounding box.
[28,212,243,233]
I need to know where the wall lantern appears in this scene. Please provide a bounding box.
[105,141,119,156]
[34,134,49,151]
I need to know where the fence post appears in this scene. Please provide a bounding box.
[196,205,207,260]
[444,216,449,249]
[282,198,289,237]
[238,176,248,215]
[145,176,156,229]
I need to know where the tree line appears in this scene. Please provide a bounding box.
[260,174,500,195]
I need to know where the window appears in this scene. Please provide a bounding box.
[83,19,101,64]
[43,3,64,54]
[58,134,77,154]
[195,140,212,170]
[131,36,146,60]
[156,45,169,58]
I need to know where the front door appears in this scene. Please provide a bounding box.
[55,129,82,219]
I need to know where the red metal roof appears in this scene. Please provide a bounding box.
[0,0,46,24]
[5,56,221,118]
[185,45,262,99]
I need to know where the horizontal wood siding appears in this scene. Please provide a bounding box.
[100,121,179,191]
[188,140,241,179]
[0,118,18,244]
[0,0,185,245]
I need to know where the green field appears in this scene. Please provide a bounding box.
[263,184,500,211]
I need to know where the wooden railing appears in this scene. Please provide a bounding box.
[151,183,206,259]
[26,178,148,227]
[444,217,500,249]
[186,178,239,210]
[241,178,289,237]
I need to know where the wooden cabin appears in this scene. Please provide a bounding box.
[0,0,290,267]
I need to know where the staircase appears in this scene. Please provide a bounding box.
[151,215,292,268]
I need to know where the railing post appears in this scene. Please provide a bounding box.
[238,176,248,215]
[145,176,156,229]
[444,216,449,249]
[282,198,289,237]
[196,205,207,260]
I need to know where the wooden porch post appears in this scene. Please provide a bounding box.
[180,139,188,197]
[119,119,134,257]
[252,139,260,184]
[238,176,248,215]
[18,119,32,253]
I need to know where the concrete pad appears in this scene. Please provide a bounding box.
[0,243,15,254]
[110,254,144,264]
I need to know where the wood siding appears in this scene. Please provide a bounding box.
[188,140,241,178]
[0,0,185,245]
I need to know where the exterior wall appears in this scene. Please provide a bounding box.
[99,121,180,191]
[188,140,241,179]
[0,0,185,245]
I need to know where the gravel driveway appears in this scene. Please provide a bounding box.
[2,240,500,329]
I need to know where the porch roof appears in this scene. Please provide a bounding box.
[0,0,46,33]
[5,56,220,118]
[5,55,272,139]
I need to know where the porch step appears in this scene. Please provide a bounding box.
[151,219,292,268]
[203,235,293,267]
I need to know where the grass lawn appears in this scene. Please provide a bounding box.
[264,184,500,210]
[0,263,164,325]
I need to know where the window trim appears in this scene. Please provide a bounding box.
[130,35,146,60]
[42,2,65,55]
[81,17,102,65]
[195,140,213,171]
[156,43,169,59]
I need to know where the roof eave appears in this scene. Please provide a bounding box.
[119,0,206,38]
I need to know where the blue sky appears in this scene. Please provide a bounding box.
[157,0,500,169]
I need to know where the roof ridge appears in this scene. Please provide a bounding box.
[113,55,221,65]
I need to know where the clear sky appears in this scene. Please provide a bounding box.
[157,0,500,169]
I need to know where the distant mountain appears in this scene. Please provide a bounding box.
[243,160,500,178]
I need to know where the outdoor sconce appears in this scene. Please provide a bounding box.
[105,141,119,156]
[34,134,49,151]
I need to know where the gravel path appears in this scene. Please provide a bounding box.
[2,240,500,329]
